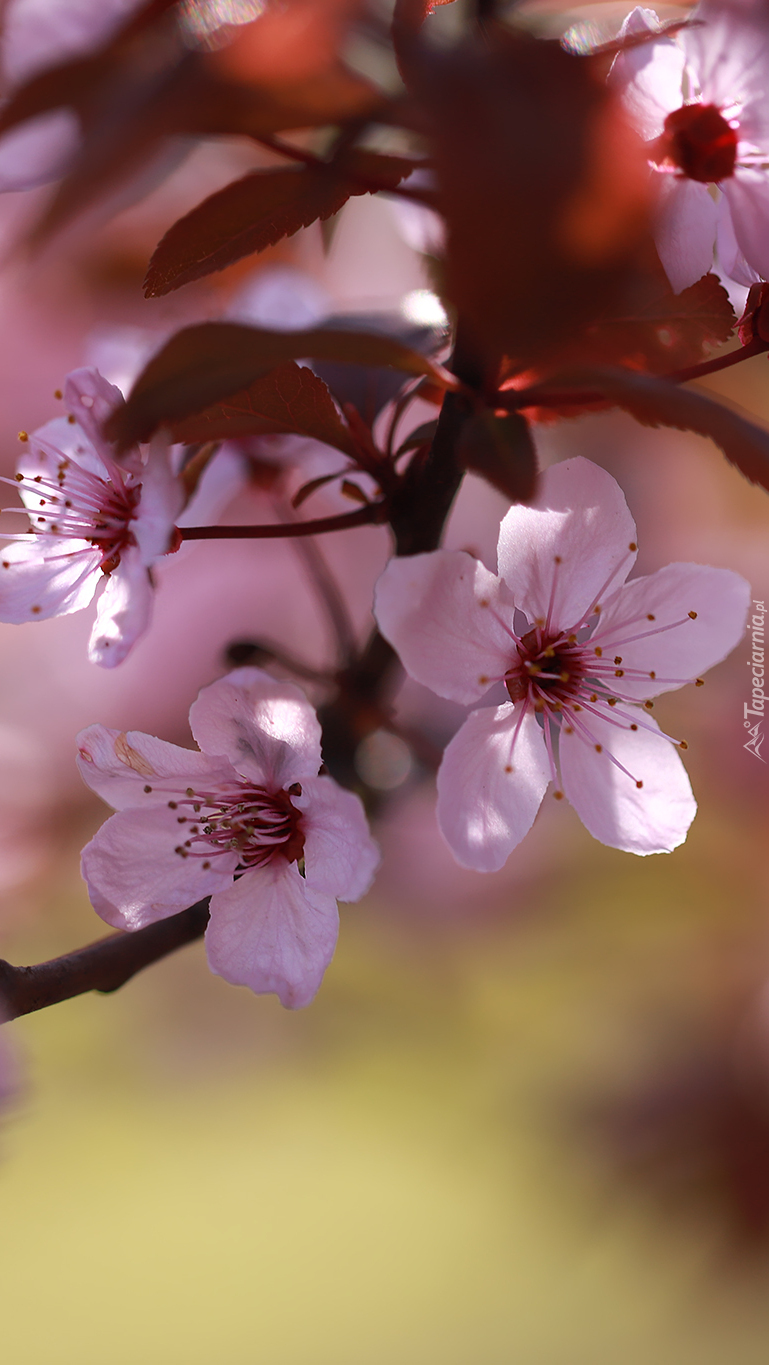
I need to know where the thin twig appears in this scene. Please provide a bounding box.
[180,503,387,540]
[503,338,769,412]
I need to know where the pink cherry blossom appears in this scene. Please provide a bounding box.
[77,668,379,1007]
[0,367,184,667]
[611,1,769,291]
[374,457,750,871]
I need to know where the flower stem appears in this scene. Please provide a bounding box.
[505,338,769,412]
[179,504,386,540]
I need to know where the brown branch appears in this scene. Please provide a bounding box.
[0,900,210,1019]
[180,503,387,541]
[318,324,486,786]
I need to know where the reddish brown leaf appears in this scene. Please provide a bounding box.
[144,150,417,296]
[106,322,455,448]
[502,269,737,420]
[738,282,769,346]
[457,410,537,503]
[171,361,360,458]
[532,366,769,493]
[581,270,736,372]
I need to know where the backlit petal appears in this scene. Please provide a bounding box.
[300,775,380,901]
[560,709,696,853]
[76,722,234,810]
[374,549,514,704]
[654,175,717,294]
[592,561,750,698]
[436,703,550,872]
[189,667,322,786]
[133,432,184,562]
[722,170,769,282]
[497,457,637,631]
[88,546,153,667]
[0,537,100,621]
[207,861,339,1008]
[611,9,684,139]
[81,807,235,930]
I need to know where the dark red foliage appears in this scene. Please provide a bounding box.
[170,361,360,458]
[106,323,450,447]
[456,409,537,503]
[144,150,418,296]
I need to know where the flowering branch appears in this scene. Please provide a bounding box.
[179,503,387,541]
[0,900,210,1020]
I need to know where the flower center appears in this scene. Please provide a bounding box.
[6,455,140,575]
[170,782,305,870]
[655,103,738,182]
[88,484,140,574]
[505,627,587,712]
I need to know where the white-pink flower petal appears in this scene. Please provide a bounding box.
[77,722,233,810]
[299,775,380,901]
[716,194,761,287]
[0,111,79,192]
[559,709,696,854]
[610,9,684,139]
[721,169,769,283]
[682,0,769,119]
[654,176,718,294]
[374,549,515,705]
[132,433,184,560]
[88,546,153,667]
[496,457,638,630]
[0,537,100,620]
[189,668,323,786]
[81,806,236,930]
[436,703,551,872]
[594,561,751,699]
[206,862,340,1009]
[63,368,128,475]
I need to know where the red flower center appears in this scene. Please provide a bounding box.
[170,782,306,870]
[656,103,738,182]
[505,627,588,712]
